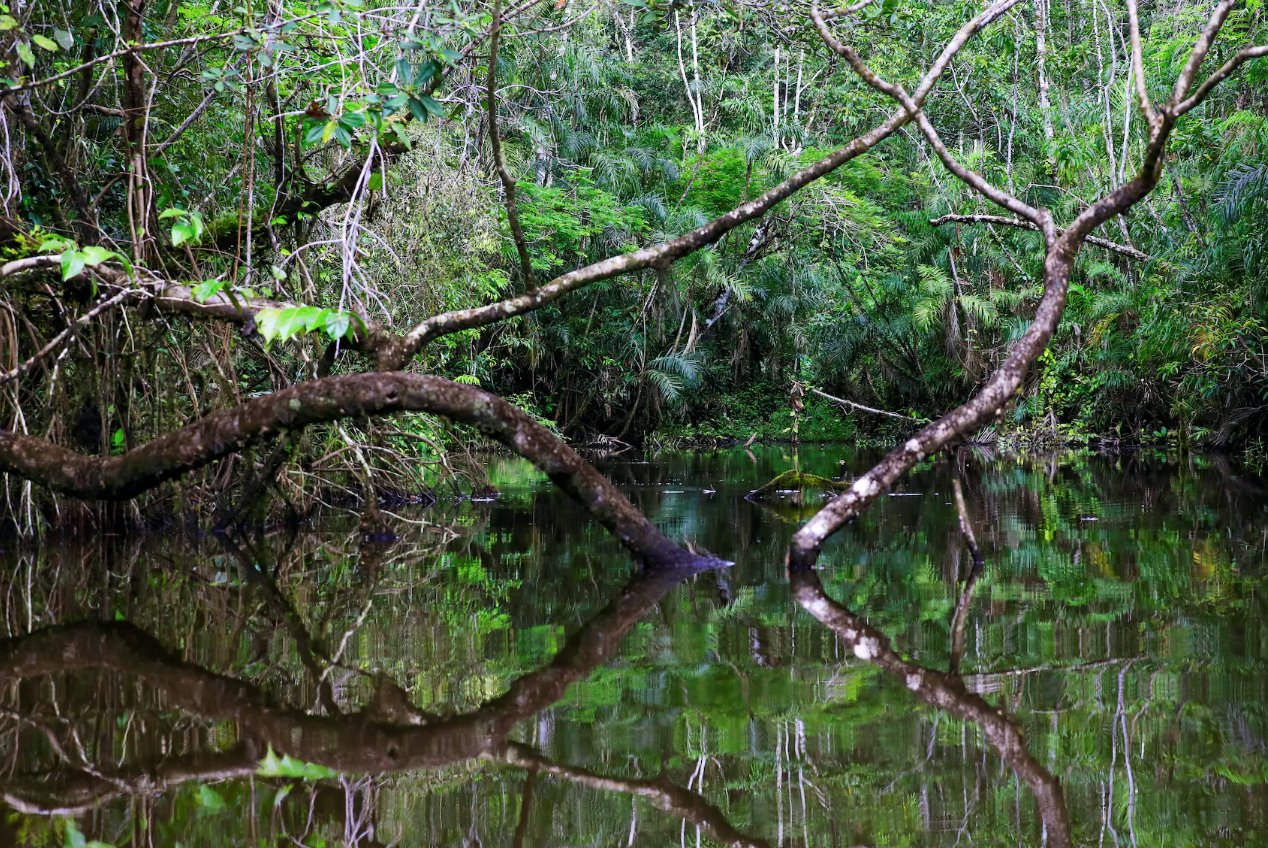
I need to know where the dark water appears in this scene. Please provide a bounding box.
[0,447,1265,847]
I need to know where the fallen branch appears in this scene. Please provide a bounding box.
[929,213,1149,260]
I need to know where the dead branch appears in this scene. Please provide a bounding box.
[809,386,927,423]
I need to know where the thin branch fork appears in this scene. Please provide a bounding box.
[811,0,1050,235]
[808,386,926,422]
[0,14,325,97]
[930,213,1149,261]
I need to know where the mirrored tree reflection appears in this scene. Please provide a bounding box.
[0,447,1263,846]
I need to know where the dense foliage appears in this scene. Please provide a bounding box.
[0,0,1265,524]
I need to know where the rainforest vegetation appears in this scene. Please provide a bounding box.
[0,0,1265,532]
[0,4,1266,846]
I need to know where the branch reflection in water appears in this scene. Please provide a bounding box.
[0,447,1262,846]
[0,557,1073,845]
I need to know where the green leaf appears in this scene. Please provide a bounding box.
[256,746,338,781]
[32,34,58,52]
[62,818,115,848]
[38,235,76,253]
[15,41,35,68]
[158,207,187,220]
[60,250,86,281]
[394,57,414,85]
[171,221,195,247]
[254,306,329,344]
[323,311,351,340]
[54,28,74,50]
[197,784,226,811]
[302,117,327,146]
[188,211,206,242]
[80,245,114,266]
[417,94,444,118]
[192,280,226,303]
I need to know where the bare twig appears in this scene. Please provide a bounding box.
[809,387,926,423]
[0,288,143,387]
[930,213,1149,260]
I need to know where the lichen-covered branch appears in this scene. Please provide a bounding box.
[391,0,1018,366]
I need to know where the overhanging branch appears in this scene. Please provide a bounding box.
[0,372,710,568]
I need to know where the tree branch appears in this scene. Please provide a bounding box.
[930,213,1149,260]
[789,0,1259,574]
[811,1,1048,232]
[1176,44,1268,116]
[1124,0,1156,122]
[0,288,142,387]
[809,386,927,422]
[487,0,535,287]
[0,372,715,568]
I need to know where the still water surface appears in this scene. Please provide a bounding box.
[0,447,1265,846]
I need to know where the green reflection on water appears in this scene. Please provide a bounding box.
[0,447,1264,847]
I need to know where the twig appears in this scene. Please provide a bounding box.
[808,387,926,423]
[930,213,1149,260]
[487,0,534,287]
[0,288,142,387]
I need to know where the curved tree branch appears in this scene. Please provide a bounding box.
[0,372,714,567]
[788,0,1258,570]
[811,0,1047,231]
